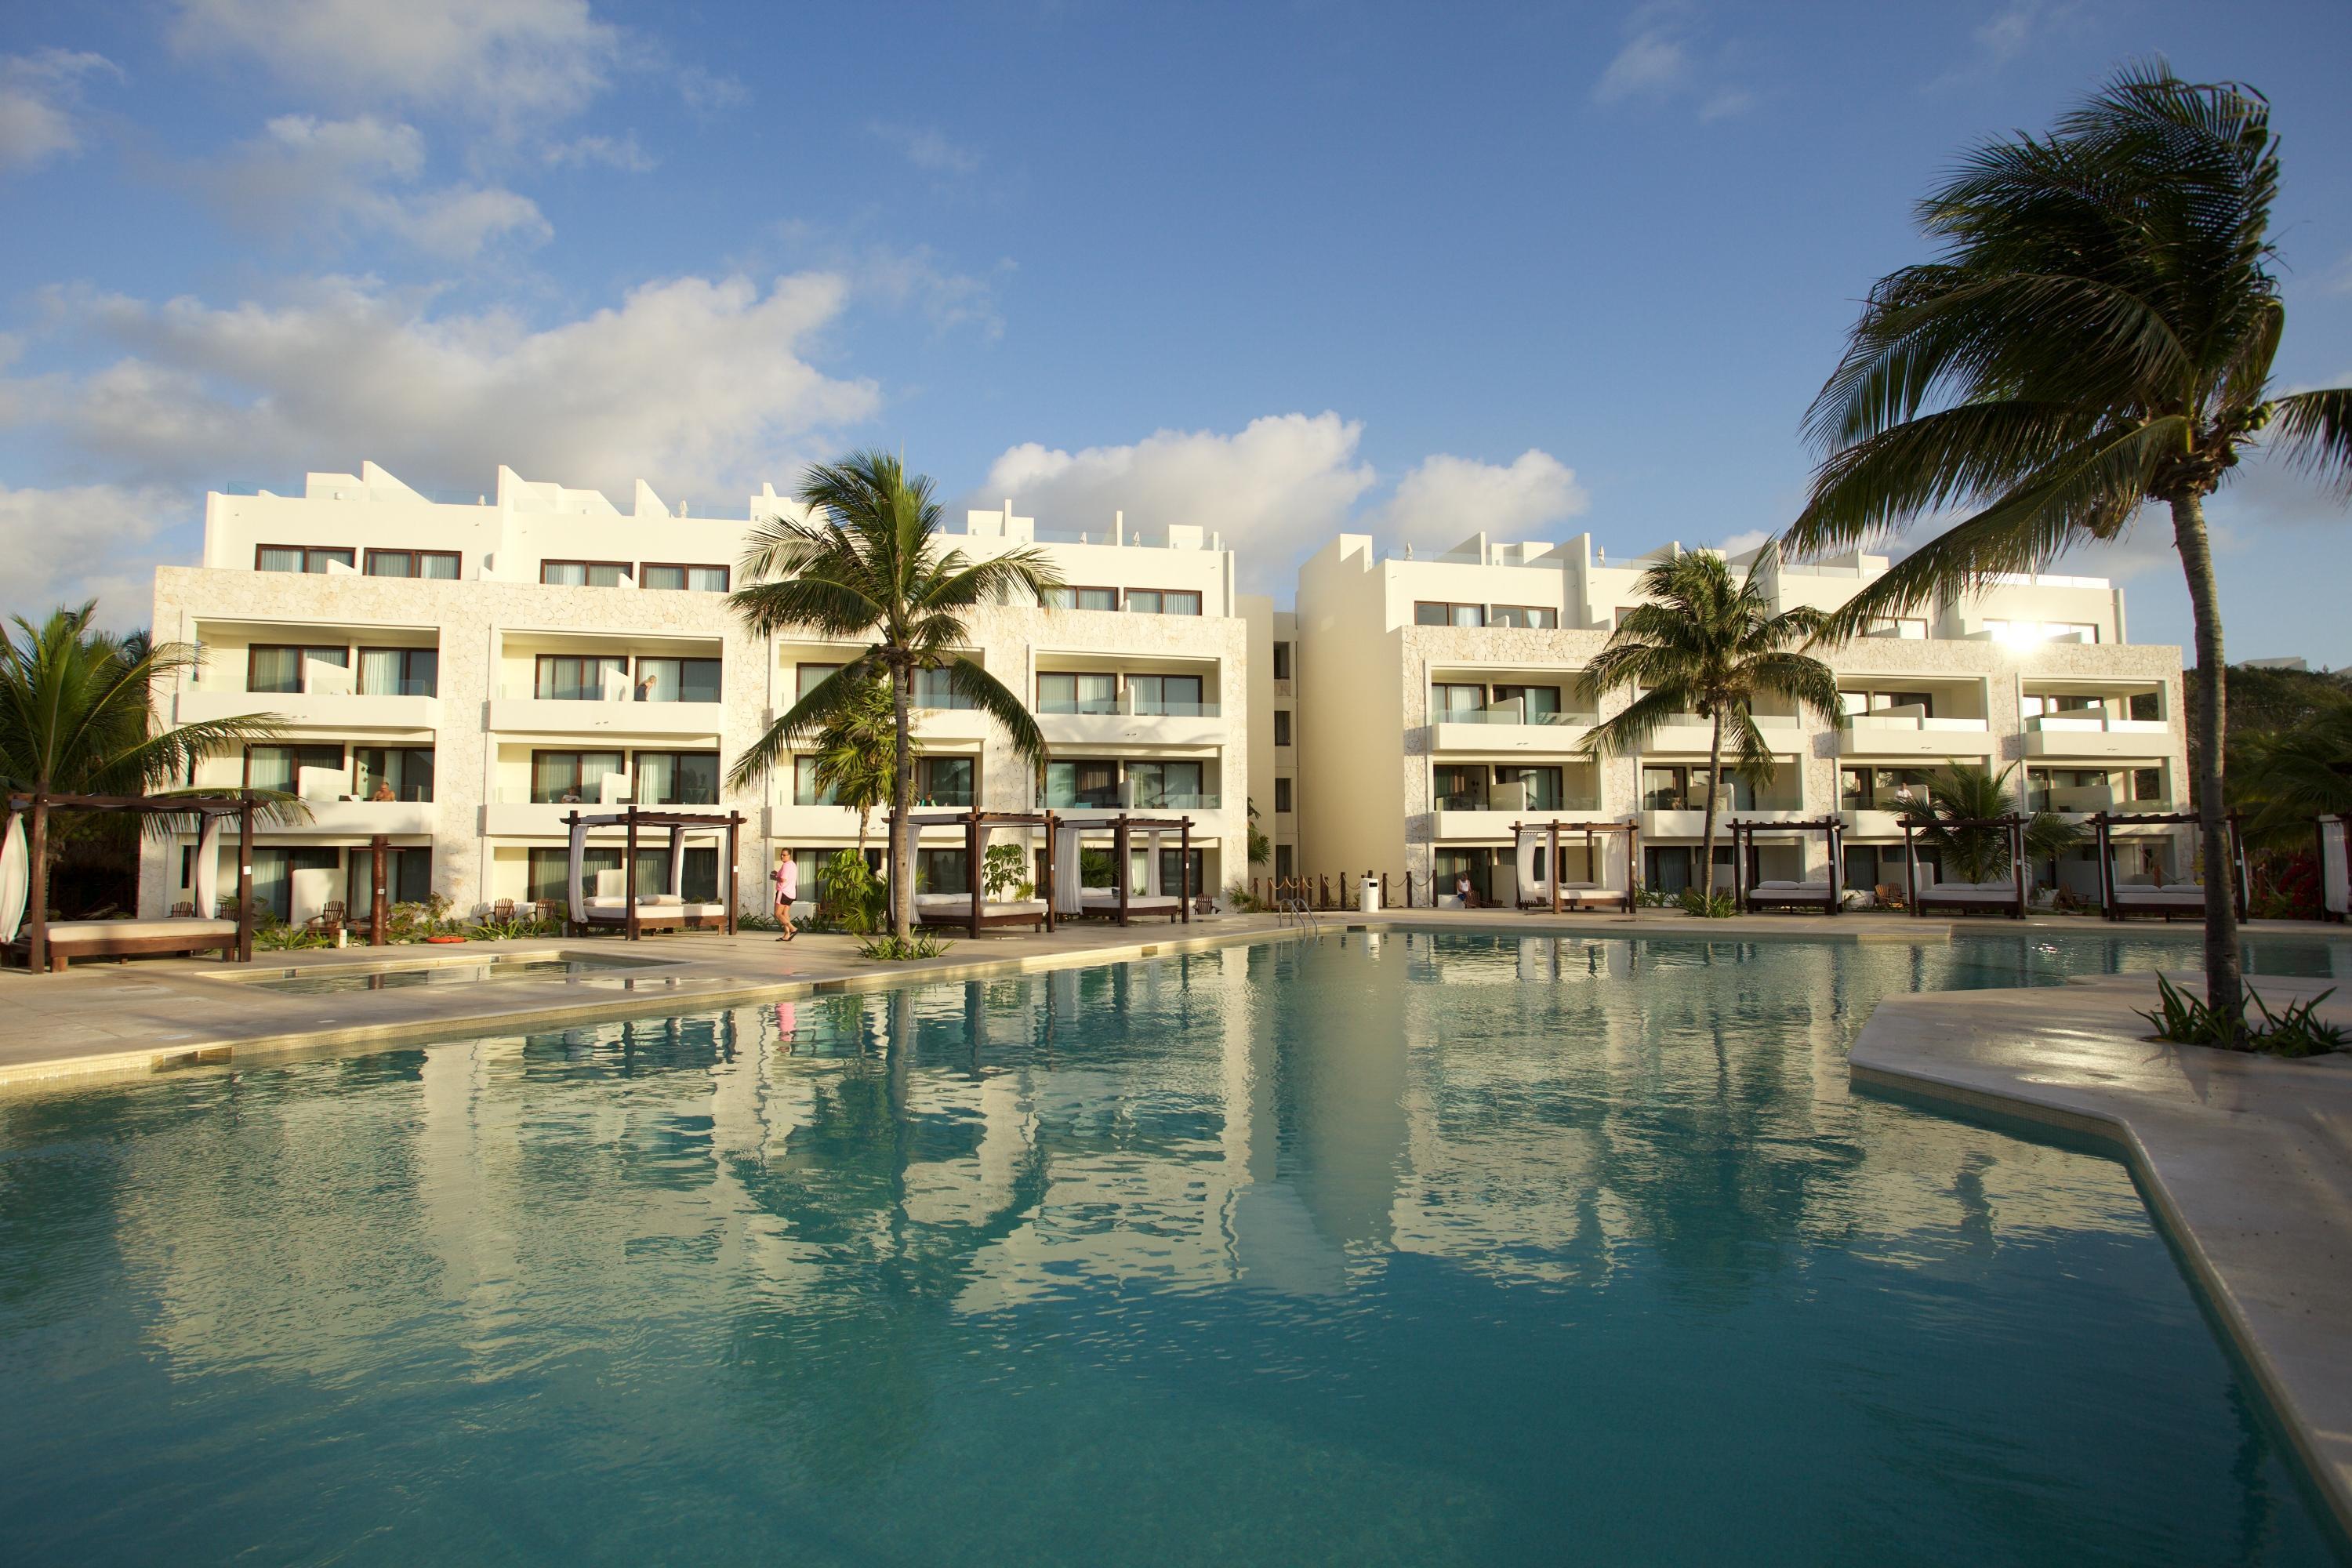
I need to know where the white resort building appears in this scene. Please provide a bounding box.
[140,465,1249,925]
[136,463,2188,922]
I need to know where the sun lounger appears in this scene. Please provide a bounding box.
[1077,890,1185,923]
[913,893,1051,931]
[2110,880,2208,920]
[1915,878,2024,916]
[8,916,240,972]
[1744,880,1836,913]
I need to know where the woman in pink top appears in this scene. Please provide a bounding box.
[772,849,798,942]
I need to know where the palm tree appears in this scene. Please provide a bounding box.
[728,452,1063,940]
[2230,704,2352,848]
[1788,64,2352,1018]
[0,603,288,926]
[793,671,900,855]
[1580,546,1846,901]
[1902,764,2085,884]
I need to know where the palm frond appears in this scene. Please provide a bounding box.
[2267,387,2352,497]
[944,656,1048,768]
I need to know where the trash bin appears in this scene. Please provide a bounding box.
[1359,877,1381,914]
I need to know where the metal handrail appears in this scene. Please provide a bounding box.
[1273,895,1323,935]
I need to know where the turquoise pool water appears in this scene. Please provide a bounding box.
[2,929,2347,1566]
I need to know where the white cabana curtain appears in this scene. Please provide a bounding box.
[2322,817,2350,917]
[1514,828,1542,897]
[1054,823,1086,914]
[1145,829,1163,895]
[0,814,26,943]
[568,817,591,923]
[668,825,686,896]
[193,813,223,918]
[1600,828,1630,893]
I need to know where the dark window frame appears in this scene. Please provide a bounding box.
[1488,604,1559,630]
[1044,586,1120,612]
[355,645,439,696]
[1037,670,1121,713]
[254,543,357,573]
[247,642,350,694]
[533,652,627,701]
[630,749,723,806]
[1273,777,1293,813]
[1272,710,1292,746]
[1126,588,1203,616]
[1414,601,1486,628]
[539,558,633,586]
[1271,641,1292,681]
[362,547,461,579]
[638,561,731,592]
[530,749,628,804]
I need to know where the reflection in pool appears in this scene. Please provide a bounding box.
[241,949,669,994]
[2,929,2347,1564]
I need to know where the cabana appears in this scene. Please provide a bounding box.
[1899,815,2028,919]
[2320,816,2349,924]
[559,808,744,938]
[902,808,1056,937]
[1051,814,1195,926]
[2093,811,2246,922]
[1732,815,1844,914]
[1511,819,1640,915]
[2,791,256,972]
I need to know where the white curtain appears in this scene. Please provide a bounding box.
[358,648,403,696]
[194,814,223,917]
[0,814,25,943]
[1514,828,1542,897]
[1145,829,1163,895]
[2322,817,2350,917]
[1054,823,1086,914]
[668,826,686,895]
[567,817,590,923]
[1601,829,1629,894]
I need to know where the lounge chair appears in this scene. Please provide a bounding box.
[913,892,1051,931]
[169,901,195,918]
[8,917,241,972]
[1744,880,1836,913]
[491,898,515,922]
[2110,879,2208,920]
[1915,877,2024,917]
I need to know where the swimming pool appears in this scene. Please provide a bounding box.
[234,949,670,994]
[2,929,2346,1564]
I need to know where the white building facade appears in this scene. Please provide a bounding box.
[142,465,1250,924]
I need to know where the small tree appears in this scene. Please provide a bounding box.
[800,673,899,854]
[1903,764,2084,884]
[1580,546,1845,900]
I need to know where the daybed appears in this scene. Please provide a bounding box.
[2109,880,2209,920]
[914,892,1051,931]
[9,917,241,973]
[1915,877,2026,917]
[1744,880,1836,913]
[1078,889,1185,921]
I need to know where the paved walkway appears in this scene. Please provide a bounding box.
[1851,971,2352,1536]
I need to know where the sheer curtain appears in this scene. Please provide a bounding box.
[359,649,402,696]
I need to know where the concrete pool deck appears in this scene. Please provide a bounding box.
[1849,971,2352,1537]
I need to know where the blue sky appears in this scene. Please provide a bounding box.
[1,0,2347,661]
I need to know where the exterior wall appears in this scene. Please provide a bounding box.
[1240,597,1300,883]
[145,468,1247,921]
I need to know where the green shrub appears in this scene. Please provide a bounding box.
[1678,888,1737,919]
[1223,879,1264,913]
[858,932,952,961]
[818,850,886,935]
[2138,974,2347,1058]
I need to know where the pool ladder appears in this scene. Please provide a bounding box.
[1274,895,1323,935]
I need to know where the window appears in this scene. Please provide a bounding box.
[247,644,348,694]
[631,656,721,703]
[1128,760,1204,808]
[2132,767,2165,804]
[1045,759,1120,809]
[1272,710,1292,746]
[639,562,729,592]
[1274,778,1292,813]
[245,743,346,793]
[1127,589,1201,615]
[535,654,627,701]
[256,544,355,574]
[1156,848,1207,896]
[1846,767,1933,811]
[540,560,630,587]
[1491,684,1562,721]
[795,662,842,701]
[248,846,342,922]
[1415,602,1484,628]
[1642,766,1690,811]
[1274,844,1294,877]
[363,548,459,579]
[1127,674,1205,715]
[357,646,438,697]
[1045,586,1119,612]
[1842,688,1936,718]
[914,755,975,807]
[1489,605,1559,630]
[911,667,974,709]
[916,848,971,895]
[531,750,626,804]
[792,757,840,806]
[2129,691,2161,722]
[2045,622,2099,644]
[354,746,434,803]
[1272,642,1292,681]
[527,846,713,903]
[1429,683,1483,719]
[1861,616,1928,640]
[347,848,432,909]
[1433,764,1486,811]
[529,846,608,903]
[633,750,720,806]
[1493,765,1564,811]
[1038,672,1118,714]
[1642,845,1735,897]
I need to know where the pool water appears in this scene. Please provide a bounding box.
[243,950,666,994]
[2,929,2347,1566]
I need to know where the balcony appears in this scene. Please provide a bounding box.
[1840,808,1911,838]
[488,691,724,738]
[1639,713,1803,755]
[2031,785,2179,818]
[1427,711,1598,755]
[1639,805,1807,838]
[2022,714,2174,759]
[1836,714,1994,759]
[261,799,438,837]
[1431,801,1608,840]
[1046,793,1224,818]
[179,686,441,731]
[766,802,870,839]
[1038,697,1224,750]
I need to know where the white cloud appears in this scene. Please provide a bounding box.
[1591,2,1757,122]
[543,131,654,171]
[0,49,118,172]
[868,122,982,176]
[170,0,621,128]
[0,481,189,627]
[199,114,551,261]
[1698,86,1758,122]
[1593,30,1690,105]
[1373,450,1589,550]
[4,272,881,506]
[977,414,1377,580]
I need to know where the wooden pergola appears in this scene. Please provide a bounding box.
[1051,813,1195,927]
[3,789,260,971]
[1730,815,1845,914]
[1898,814,2029,918]
[1510,818,1641,916]
[2092,809,2247,921]
[898,808,1059,937]
[559,808,745,939]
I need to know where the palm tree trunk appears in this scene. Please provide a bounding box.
[889,664,915,940]
[2170,492,2241,1019]
[1699,711,1725,901]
